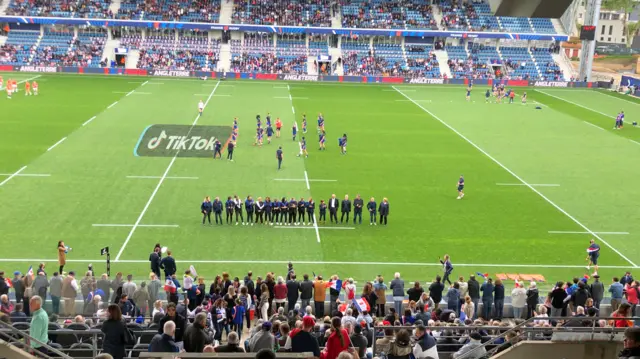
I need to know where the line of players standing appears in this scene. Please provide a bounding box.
[200,194,390,226]
[2,76,39,99]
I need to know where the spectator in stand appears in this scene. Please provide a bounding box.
[349,323,368,358]
[591,275,604,310]
[183,312,212,353]
[28,296,48,355]
[373,276,387,317]
[413,324,438,359]
[571,281,591,309]
[102,304,132,359]
[11,272,23,304]
[0,295,12,315]
[494,279,505,320]
[453,331,486,359]
[526,281,539,319]
[249,321,276,352]
[291,316,320,356]
[429,275,444,310]
[550,281,567,318]
[62,271,78,316]
[612,303,633,328]
[619,327,640,359]
[610,277,624,312]
[149,320,180,353]
[328,275,341,315]
[299,274,313,315]
[407,281,424,303]
[625,281,639,317]
[467,275,480,319]
[323,317,351,359]
[391,272,405,314]
[159,303,185,342]
[313,275,327,318]
[11,303,28,323]
[286,273,300,312]
[215,331,245,352]
[481,278,494,320]
[274,276,287,310]
[511,282,526,319]
[33,271,49,300]
[133,282,150,317]
[387,328,412,359]
[446,283,460,316]
[461,296,474,320]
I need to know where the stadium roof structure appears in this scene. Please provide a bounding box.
[0,16,569,41]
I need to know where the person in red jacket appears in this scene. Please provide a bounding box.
[274,276,288,310]
[321,317,351,359]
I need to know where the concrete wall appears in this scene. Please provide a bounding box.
[494,0,573,18]
[494,341,623,359]
[495,0,541,17]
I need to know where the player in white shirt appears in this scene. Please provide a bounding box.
[198,100,204,116]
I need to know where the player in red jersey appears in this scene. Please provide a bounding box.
[25,81,31,96]
[6,80,13,99]
[32,81,38,96]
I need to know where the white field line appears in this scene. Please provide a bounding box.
[114,81,221,261]
[532,101,547,107]
[630,140,640,146]
[93,224,179,228]
[535,89,612,118]
[0,258,634,269]
[146,82,164,85]
[0,75,41,91]
[0,173,49,177]
[126,175,199,180]
[394,85,638,268]
[82,116,97,126]
[141,81,149,86]
[194,94,210,96]
[303,170,311,190]
[128,81,144,84]
[47,137,67,152]
[548,231,629,235]
[583,121,605,131]
[213,94,231,97]
[384,89,415,92]
[396,99,432,102]
[274,226,355,230]
[0,166,27,187]
[496,183,560,187]
[274,178,337,182]
[594,90,640,106]
[107,101,118,109]
[112,91,152,95]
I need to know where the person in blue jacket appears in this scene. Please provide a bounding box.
[245,196,254,225]
[307,198,315,224]
[225,196,234,224]
[201,196,212,225]
[212,197,223,225]
[367,197,377,225]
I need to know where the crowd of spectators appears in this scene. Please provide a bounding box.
[6,0,112,18]
[0,260,639,358]
[0,45,18,64]
[440,0,475,30]
[232,0,331,27]
[59,36,106,67]
[116,0,220,22]
[137,48,216,70]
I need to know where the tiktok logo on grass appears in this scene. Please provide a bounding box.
[134,124,232,158]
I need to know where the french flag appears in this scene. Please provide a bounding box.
[329,279,342,291]
[352,298,370,313]
[26,266,34,278]
[164,278,177,294]
[4,278,11,288]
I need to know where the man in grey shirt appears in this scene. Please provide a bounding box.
[390,272,405,314]
[122,274,137,299]
[590,275,604,310]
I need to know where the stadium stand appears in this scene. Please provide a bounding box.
[116,0,220,22]
[31,30,75,66]
[531,17,557,34]
[75,0,112,18]
[499,16,533,33]
[372,42,406,76]
[1,30,39,65]
[405,44,441,78]
[500,46,539,79]
[59,32,107,67]
[230,35,276,73]
[439,0,471,30]
[232,0,331,27]
[340,0,436,30]
[275,36,307,74]
[122,34,219,70]
[341,39,371,75]
[308,37,329,57]
[531,47,564,80]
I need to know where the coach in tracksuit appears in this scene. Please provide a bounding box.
[379,198,390,225]
[288,198,298,225]
[234,195,244,225]
[225,196,234,224]
[340,195,352,224]
[212,197,223,225]
[213,140,222,159]
[367,197,377,225]
[201,196,212,224]
[265,197,273,224]
[255,197,265,224]
[353,194,364,225]
[273,198,281,224]
[328,194,339,223]
[245,196,254,224]
[307,198,315,224]
[298,198,306,224]
[227,141,234,161]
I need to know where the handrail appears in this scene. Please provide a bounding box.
[0,320,73,359]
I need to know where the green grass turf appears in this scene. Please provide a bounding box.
[0,74,638,292]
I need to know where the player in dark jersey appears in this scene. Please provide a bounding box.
[266,125,274,144]
[266,113,271,128]
[292,122,298,141]
[317,113,325,132]
[298,137,308,158]
[456,175,465,200]
[485,89,491,103]
[302,115,307,134]
[466,85,472,101]
[586,239,600,275]
[319,130,326,150]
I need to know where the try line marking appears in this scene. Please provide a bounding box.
[496,183,560,187]
[583,121,605,131]
[0,258,634,269]
[394,86,638,268]
[0,172,50,177]
[126,176,199,180]
[114,80,221,261]
[549,231,629,235]
[47,137,67,152]
[535,89,612,118]
[0,166,27,187]
[93,224,179,228]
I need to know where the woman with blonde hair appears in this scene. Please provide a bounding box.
[259,283,269,320]
[461,295,475,320]
[152,300,164,318]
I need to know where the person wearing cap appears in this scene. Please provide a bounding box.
[453,332,486,359]
[249,321,276,352]
[11,272,24,305]
[215,331,245,352]
[591,275,604,310]
[290,316,320,357]
[413,324,439,359]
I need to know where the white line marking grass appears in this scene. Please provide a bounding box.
[82,116,97,126]
[303,171,311,190]
[213,94,231,97]
[396,99,432,102]
[107,101,118,109]
[630,140,640,146]
[594,90,640,106]
[126,176,199,180]
[0,258,633,269]
[93,224,179,228]
[0,166,27,187]
[47,137,67,152]
[496,183,560,187]
[384,89,415,92]
[535,90,612,118]
[549,231,629,235]
[0,173,50,177]
[583,121,605,131]
[274,226,355,230]
[274,178,337,182]
[394,85,638,267]
[114,81,221,261]
[113,91,152,95]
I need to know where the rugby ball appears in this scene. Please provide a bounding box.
[161,246,168,254]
